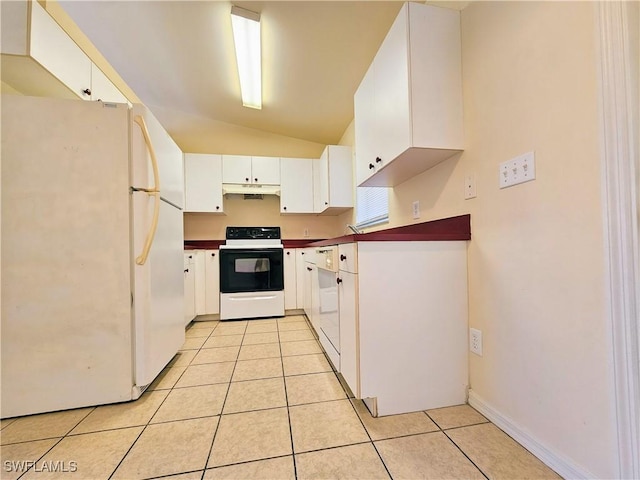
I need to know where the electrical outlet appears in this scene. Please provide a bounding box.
[464,174,477,199]
[499,151,536,189]
[470,328,483,356]
[412,200,420,219]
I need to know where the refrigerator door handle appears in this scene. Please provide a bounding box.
[133,115,161,266]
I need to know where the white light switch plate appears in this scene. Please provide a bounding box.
[412,200,420,219]
[464,175,476,199]
[499,151,536,189]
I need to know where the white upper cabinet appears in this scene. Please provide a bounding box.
[90,63,128,104]
[251,156,281,185]
[222,155,280,185]
[314,145,353,214]
[280,158,314,214]
[1,1,127,104]
[355,2,463,187]
[29,0,92,100]
[184,153,224,213]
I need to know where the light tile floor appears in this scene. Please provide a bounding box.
[1,315,562,480]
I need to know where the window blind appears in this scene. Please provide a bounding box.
[356,186,389,228]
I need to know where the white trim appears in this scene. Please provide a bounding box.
[596,2,640,479]
[468,390,596,479]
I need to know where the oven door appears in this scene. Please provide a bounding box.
[219,248,284,294]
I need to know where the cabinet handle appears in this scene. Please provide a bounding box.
[340,254,346,261]
[376,157,382,163]
[188,255,192,259]
[283,206,287,210]
[324,201,328,205]
[286,251,290,255]
[211,252,216,257]
[301,252,305,255]
[184,268,189,273]
[216,205,220,210]
[82,88,92,96]
[254,178,258,182]
[336,277,343,284]
[245,177,249,182]
[369,163,375,169]
[307,267,312,271]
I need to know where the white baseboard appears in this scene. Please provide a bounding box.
[468,390,596,479]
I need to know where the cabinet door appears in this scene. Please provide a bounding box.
[30,1,92,100]
[204,250,220,314]
[318,148,330,210]
[222,155,252,184]
[327,146,353,208]
[303,262,314,319]
[193,250,206,315]
[284,249,297,310]
[310,264,320,332]
[354,64,377,186]
[374,7,411,165]
[252,156,280,185]
[295,249,307,308]
[184,253,196,325]
[338,271,358,396]
[312,159,323,213]
[90,63,127,103]
[280,158,314,213]
[184,153,223,213]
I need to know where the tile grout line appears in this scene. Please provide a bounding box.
[442,428,490,480]
[276,317,299,480]
[12,406,96,480]
[300,312,396,480]
[199,320,246,479]
[106,323,216,480]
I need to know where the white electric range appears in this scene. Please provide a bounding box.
[219,226,285,320]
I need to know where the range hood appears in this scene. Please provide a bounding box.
[222,184,281,196]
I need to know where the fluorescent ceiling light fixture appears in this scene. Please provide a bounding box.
[230,5,262,109]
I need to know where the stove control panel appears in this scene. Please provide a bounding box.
[226,226,281,240]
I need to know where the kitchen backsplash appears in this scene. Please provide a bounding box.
[183,195,343,240]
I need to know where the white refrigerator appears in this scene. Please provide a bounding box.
[1,95,185,418]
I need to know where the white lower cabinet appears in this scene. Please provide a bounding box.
[335,241,469,416]
[183,252,196,325]
[193,250,206,315]
[186,249,219,323]
[295,249,308,308]
[284,249,297,310]
[204,250,220,315]
[338,270,358,396]
[303,254,319,332]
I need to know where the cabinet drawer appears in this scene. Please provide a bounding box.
[338,243,358,273]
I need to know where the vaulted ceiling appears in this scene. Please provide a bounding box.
[60,1,466,146]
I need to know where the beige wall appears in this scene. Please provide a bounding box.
[383,2,615,477]
[147,106,326,158]
[184,195,341,240]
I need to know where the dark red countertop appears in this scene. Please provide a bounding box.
[184,214,470,250]
[309,214,470,247]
